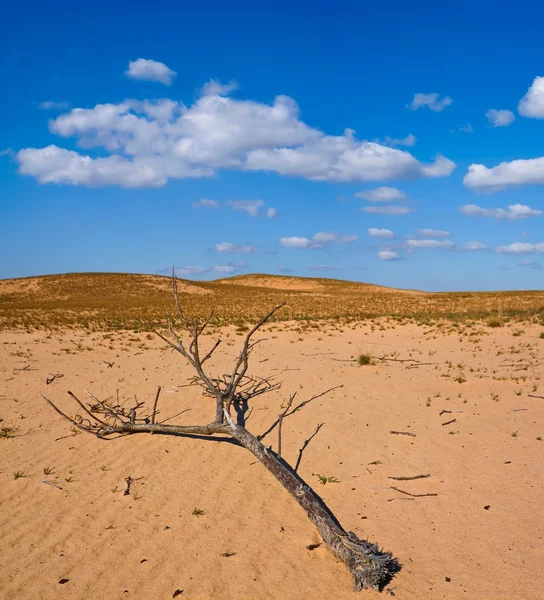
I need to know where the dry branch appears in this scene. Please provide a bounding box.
[389,486,438,498]
[388,474,430,481]
[390,430,416,438]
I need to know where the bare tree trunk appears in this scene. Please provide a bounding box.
[225,415,394,591]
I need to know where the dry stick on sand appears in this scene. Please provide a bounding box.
[389,486,438,498]
[390,430,417,438]
[41,269,398,593]
[388,474,430,481]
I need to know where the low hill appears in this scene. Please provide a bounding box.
[0,272,542,330]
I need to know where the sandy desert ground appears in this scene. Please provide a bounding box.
[1,311,543,599]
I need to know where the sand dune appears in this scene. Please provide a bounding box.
[1,316,543,599]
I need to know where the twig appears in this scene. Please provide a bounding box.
[124,475,133,496]
[528,394,544,400]
[389,486,438,498]
[294,423,325,472]
[387,497,415,502]
[441,418,457,426]
[277,393,296,459]
[259,385,342,441]
[151,386,161,424]
[41,480,63,490]
[390,430,416,437]
[439,409,464,416]
[46,373,64,385]
[388,474,430,481]
[104,361,114,368]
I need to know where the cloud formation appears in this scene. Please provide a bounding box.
[377,250,399,260]
[452,123,474,134]
[407,93,453,112]
[496,242,544,254]
[460,203,542,220]
[406,239,454,249]
[417,228,450,237]
[192,198,220,209]
[38,101,71,111]
[125,58,177,85]
[214,261,247,273]
[518,76,544,118]
[356,186,406,202]
[373,134,416,148]
[368,228,394,238]
[485,109,515,127]
[464,157,544,191]
[361,205,413,215]
[226,200,264,217]
[213,242,258,254]
[201,79,239,96]
[463,241,487,251]
[16,85,456,188]
[280,232,357,249]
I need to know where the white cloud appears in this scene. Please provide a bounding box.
[356,186,406,202]
[460,203,542,220]
[518,259,542,270]
[280,236,311,249]
[361,205,413,215]
[452,123,474,134]
[213,262,247,273]
[214,265,236,273]
[280,232,357,249]
[125,58,177,85]
[213,242,258,254]
[518,76,544,118]
[407,239,454,249]
[277,266,296,273]
[377,250,399,260]
[16,145,209,187]
[496,242,544,254]
[192,198,220,209]
[0,148,13,157]
[485,109,515,127]
[463,241,487,251]
[16,87,456,188]
[267,207,277,218]
[243,135,454,183]
[374,134,416,147]
[417,228,450,237]
[39,101,71,111]
[368,228,394,238]
[201,79,239,96]
[464,157,544,191]
[226,200,264,217]
[407,93,453,112]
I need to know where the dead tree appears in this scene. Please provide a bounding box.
[42,271,398,592]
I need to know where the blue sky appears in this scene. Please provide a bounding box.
[1,0,544,291]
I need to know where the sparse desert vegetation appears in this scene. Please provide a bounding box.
[0,272,543,599]
[1,272,544,331]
